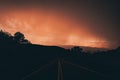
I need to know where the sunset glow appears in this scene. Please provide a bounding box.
[0,9,109,48]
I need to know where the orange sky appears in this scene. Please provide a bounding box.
[0,8,110,48]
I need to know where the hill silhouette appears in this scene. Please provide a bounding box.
[59,45,108,52]
[0,30,120,80]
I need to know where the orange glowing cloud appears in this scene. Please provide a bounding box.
[0,8,110,48]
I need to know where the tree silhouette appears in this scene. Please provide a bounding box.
[14,32,25,42]
[0,30,12,39]
[0,30,30,45]
[0,30,13,44]
[13,32,30,44]
[21,39,31,44]
[71,46,83,54]
[116,46,120,53]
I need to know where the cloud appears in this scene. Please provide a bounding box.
[0,4,109,47]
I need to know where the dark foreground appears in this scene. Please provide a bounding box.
[0,43,120,80]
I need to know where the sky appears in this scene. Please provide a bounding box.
[0,0,120,49]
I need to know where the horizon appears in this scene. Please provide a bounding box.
[0,0,120,49]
